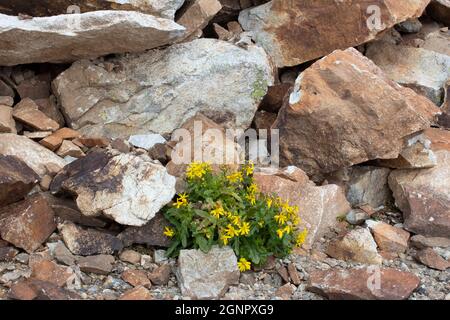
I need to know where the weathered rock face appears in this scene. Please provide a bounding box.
[427,0,450,25]
[389,129,450,238]
[0,194,56,253]
[308,267,420,300]
[326,227,383,265]
[416,248,450,270]
[53,38,274,139]
[177,246,239,299]
[13,98,60,132]
[0,0,185,20]
[238,0,431,67]
[254,166,351,248]
[0,155,39,207]
[0,105,16,133]
[438,80,450,128]
[366,42,450,106]
[273,48,439,179]
[0,11,186,66]
[0,134,66,177]
[366,220,410,254]
[50,149,176,226]
[8,278,80,300]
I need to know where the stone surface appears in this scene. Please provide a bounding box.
[308,267,420,300]
[40,128,81,151]
[12,98,60,132]
[0,245,18,262]
[0,96,13,107]
[0,105,16,133]
[119,286,153,300]
[366,220,410,254]
[8,279,80,300]
[0,11,186,66]
[177,0,222,40]
[238,0,431,67]
[50,149,176,226]
[177,246,240,299]
[366,42,450,106]
[259,83,291,113]
[410,235,450,249]
[0,155,39,207]
[346,209,371,226]
[128,134,166,151]
[56,140,85,158]
[148,264,171,286]
[427,0,450,25]
[119,250,141,265]
[273,48,439,179]
[416,248,449,270]
[77,255,115,275]
[254,166,351,247]
[52,242,76,266]
[438,79,450,128]
[30,259,74,287]
[59,222,123,256]
[326,227,383,265]
[0,194,56,253]
[122,269,151,288]
[0,133,65,177]
[53,38,274,139]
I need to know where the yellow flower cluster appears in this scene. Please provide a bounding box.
[238,258,251,272]
[245,183,259,205]
[186,162,211,180]
[226,171,243,183]
[272,199,300,239]
[217,209,251,245]
[163,226,175,238]
[173,193,189,208]
[243,162,255,176]
[295,229,308,247]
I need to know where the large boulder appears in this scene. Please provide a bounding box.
[0,134,65,177]
[50,149,176,226]
[366,42,450,106]
[0,11,186,66]
[238,0,431,67]
[273,48,439,179]
[53,38,274,139]
[389,129,450,238]
[254,166,351,248]
[427,0,450,25]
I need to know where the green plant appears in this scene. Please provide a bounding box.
[162,162,308,271]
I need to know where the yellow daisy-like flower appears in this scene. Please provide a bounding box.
[210,206,225,219]
[173,193,189,208]
[226,171,243,183]
[276,228,284,239]
[239,221,250,236]
[243,162,255,176]
[238,258,251,272]
[246,193,256,205]
[221,234,232,246]
[283,225,293,234]
[266,198,273,208]
[230,215,241,227]
[247,183,259,194]
[274,213,287,225]
[163,226,175,238]
[295,229,308,247]
[225,224,238,238]
[186,162,211,180]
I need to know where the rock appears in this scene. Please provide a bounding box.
[119,286,153,300]
[0,96,13,107]
[53,38,274,139]
[77,255,115,275]
[0,155,39,207]
[366,42,450,106]
[0,105,16,133]
[34,97,65,128]
[16,78,50,101]
[12,98,60,131]
[148,264,171,286]
[238,0,430,67]
[72,137,110,149]
[59,222,123,256]
[252,110,277,132]
[14,252,29,264]
[427,0,450,25]
[119,250,142,265]
[273,48,439,179]
[326,227,383,265]
[287,263,301,286]
[50,149,176,226]
[416,248,450,271]
[0,245,18,262]
[176,0,222,41]
[24,131,52,140]
[396,18,423,33]
[176,246,239,299]
[254,167,351,247]
[0,133,65,177]
[0,79,14,97]
[260,83,291,113]
[410,235,450,249]
[307,267,420,300]
[346,209,371,226]
[122,269,151,288]
[56,140,85,158]
[389,150,450,238]
[30,260,74,287]
[0,194,56,253]
[40,128,81,151]
[438,80,450,128]
[275,283,295,300]
[128,134,166,151]
[0,11,186,66]
[366,220,410,254]
[51,242,76,266]
[276,265,289,283]
[8,279,80,300]
[118,214,172,249]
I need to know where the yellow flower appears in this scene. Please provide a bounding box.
[239,221,250,236]
[266,198,273,208]
[246,193,256,205]
[244,162,255,176]
[226,171,243,183]
[173,193,189,208]
[221,234,232,245]
[230,215,241,227]
[225,224,238,237]
[210,206,225,219]
[238,258,251,272]
[276,228,284,239]
[295,229,308,247]
[274,213,287,225]
[163,226,175,238]
[283,225,293,234]
[186,162,211,180]
[258,220,264,227]
[247,183,259,194]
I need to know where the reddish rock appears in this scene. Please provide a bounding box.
[0,105,16,133]
[119,286,153,300]
[8,279,80,300]
[260,83,291,113]
[148,264,171,286]
[366,220,410,254]
[416,248,449,271]
[30,260,74,287]
[12,98,60,132]
[253,111,277,132]
[119,249,141,265]
[16,78,50,100]
[40,128,81,151]
[56,140,85,158]
[276,265,290,283]
[0,155,39,207]
[0,245,18,262]
[275,283,295,300]
[34,96,65,127]
[308,267,420,300]
[77,254,115,275]
[122,269,151,288]
[410,235,450,249]
[72,137,110,148]
[273,48,439,179]
[287,263,301,285]
[0,194,56,253]
[427,0,450,25]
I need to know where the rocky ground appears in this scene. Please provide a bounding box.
[0,0,450,300]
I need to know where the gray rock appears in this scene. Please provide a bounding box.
[128,134,166,151]
[77,255,115,275]
[53,38,274,139]
[176,246,239,299]
[410,235,450,249]
[346,209,371,225]
[396,18,422,33]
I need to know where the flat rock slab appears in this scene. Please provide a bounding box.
[308,267,420,300]
[53,38,274,139]
[0,11,186,66]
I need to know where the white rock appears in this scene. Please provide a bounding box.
[128,134,166,150]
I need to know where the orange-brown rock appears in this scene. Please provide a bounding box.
[30,260,74,287]
[177,0,222,41]
[239,0,431,67]
[119,286,153,300]
[40,128,81,151]
[12,98,60,132]
[366,220,410,254]
[273,48,439,179]
[122,269,151,288]
[0,105,16,133]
